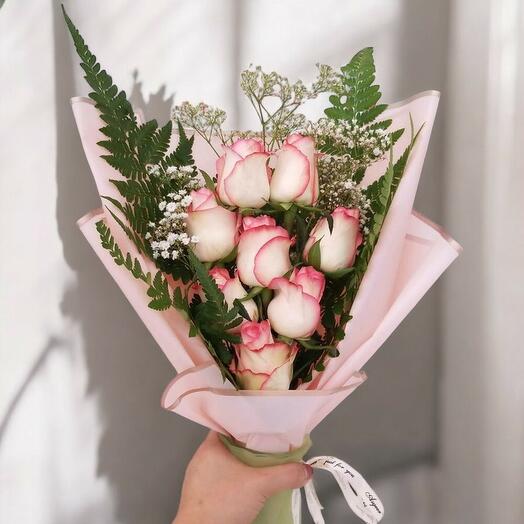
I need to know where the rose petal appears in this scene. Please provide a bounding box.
[223,152,270,208]
[267,279,321,338]
[290,266,325,301]
[242,215,276,231]
[216,146,242,205]
[270,144,310,202]
[240,320,273,349]
[190,188,217,211]
[236,342,291,374]
[261,350,297,390]
[236,369,269,390]
[237,225,289,287]
[231,138,265,156]
[187,206,239,262]
[283,135,318,204]
[253,236,293,287]
[209,267,230,288]
[261,364,293,390]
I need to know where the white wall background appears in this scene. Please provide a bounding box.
[0,1,522,523]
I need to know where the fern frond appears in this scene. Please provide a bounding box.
[325,47,387,125]
[63,6,198,256]
[163,122,195,168]
[96,220,173,310]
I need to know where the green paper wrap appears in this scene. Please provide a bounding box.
[219,435,312,524]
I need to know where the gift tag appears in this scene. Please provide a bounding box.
[293,455,384,524]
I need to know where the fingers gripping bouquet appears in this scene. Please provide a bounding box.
[64,8,460,523]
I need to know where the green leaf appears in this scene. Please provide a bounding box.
[298,338,337,352]
[63,5,199,278]
[240,286,264,301]
[324,267,355,280]
[93,220,177,313]
[200,170,215,191]
[186,250,244,380]
[307,239,322,269]
[325,47,386,125]
[233,299,250,321]
[146,271,172,310]
[283,204,297,234]
[187,250,224,306]
[326,213,334,234]
[172,286,186,309]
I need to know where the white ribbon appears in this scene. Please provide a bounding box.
[292,456,384,524]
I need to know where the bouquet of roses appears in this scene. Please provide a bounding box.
[64,6,460,523]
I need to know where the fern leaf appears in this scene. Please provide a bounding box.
[325,47,387,125]
[163,121,195,168]
[95,220,152,286]
[63,6,197,256]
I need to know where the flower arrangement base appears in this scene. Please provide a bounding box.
[219,435,312,524]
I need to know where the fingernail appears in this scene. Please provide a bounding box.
[304,464,313,480]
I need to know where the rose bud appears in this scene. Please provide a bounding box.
[186,188,240,262]
[266,277,321,339]
[236,215,292,287]
[209,267,258,323]
[216,138,271,208]
[289,266,326,302]
[270,134,319,205]
[304,207,363,273]
[234,320,297,390]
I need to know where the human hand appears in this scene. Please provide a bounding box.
[173,432,313,524]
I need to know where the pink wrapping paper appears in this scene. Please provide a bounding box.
[73,91,460,452]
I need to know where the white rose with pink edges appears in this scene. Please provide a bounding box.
[236,215,292,287]
[234,320,297,390]
[267,277,322,339]
[186,188,240,262]
[216,138,270,208]
[270,134,319,204]
[304,207,363,273]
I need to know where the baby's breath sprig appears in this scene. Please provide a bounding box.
[172,101,227,155]
[240,63,340,148]
[143,163,202,262]
[147,185,201,262]
[310,118,392,167]
[311,117,393,230]
[145,162,200,192]
[317,157,371,234]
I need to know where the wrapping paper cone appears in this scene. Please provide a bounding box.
[160,362,366,452]
[72,91,460,452]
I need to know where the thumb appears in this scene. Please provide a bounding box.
[254,462,313,497]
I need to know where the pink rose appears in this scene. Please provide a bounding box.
[290,266,326,301]
[270,134,319,204]
[236,215,292,287]
[186,188,240,262]
[209,267,258,322]
[266,277,321,339]
[209,267,230,288]
[237,319,273,349]
[234,320,297,390]
[216,138,271,208]
[242,215,275,230]
[304,207,363,272]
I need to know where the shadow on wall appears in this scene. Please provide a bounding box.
[52,3,204,523]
